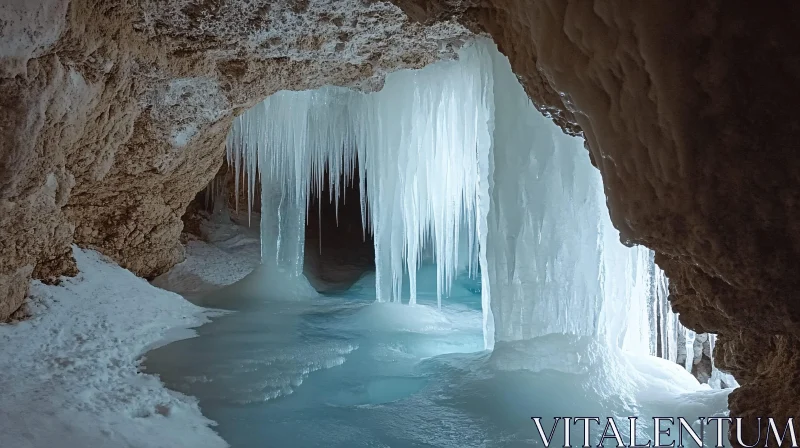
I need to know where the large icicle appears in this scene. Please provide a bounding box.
[483,44,613,344]
[482,42,680,356]
[227,42,495,308]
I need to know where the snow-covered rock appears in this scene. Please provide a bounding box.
[0,247,227,448]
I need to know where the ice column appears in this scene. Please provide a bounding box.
[226,42,495,308]
[652,263,739,387]
[483,43,663,354]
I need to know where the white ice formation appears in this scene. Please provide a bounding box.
[225,38,736,384]
[227,43,493,309]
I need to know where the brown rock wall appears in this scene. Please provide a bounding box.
[0,0,470,316]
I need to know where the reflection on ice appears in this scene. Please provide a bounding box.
[145,265,729,447]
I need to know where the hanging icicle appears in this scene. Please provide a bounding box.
[226,41,495,307]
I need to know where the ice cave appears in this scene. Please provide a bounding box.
[1,1,797,448]
[143,40,736,447]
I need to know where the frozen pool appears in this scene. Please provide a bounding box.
[144,265,730,448]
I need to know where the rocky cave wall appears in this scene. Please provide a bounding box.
[392,0,800,442]
[2,0,799,443]
[0,0,470,318]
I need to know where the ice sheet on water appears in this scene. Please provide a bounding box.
[416,337,730,447]
[146,258,730,447]
[337,271,482,336]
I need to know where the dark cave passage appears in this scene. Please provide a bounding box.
[304,163,375,292]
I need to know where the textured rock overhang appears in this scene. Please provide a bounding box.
[0,0,470,318]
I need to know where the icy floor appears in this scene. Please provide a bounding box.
[145,262,732,448]
[0,248,227,448]
[0,219,732,448]
[152,213,262,299]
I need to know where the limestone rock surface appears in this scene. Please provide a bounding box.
[0,0,470,318]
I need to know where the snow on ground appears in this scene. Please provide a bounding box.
[0,247,228,448]
[152,212,261,297]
